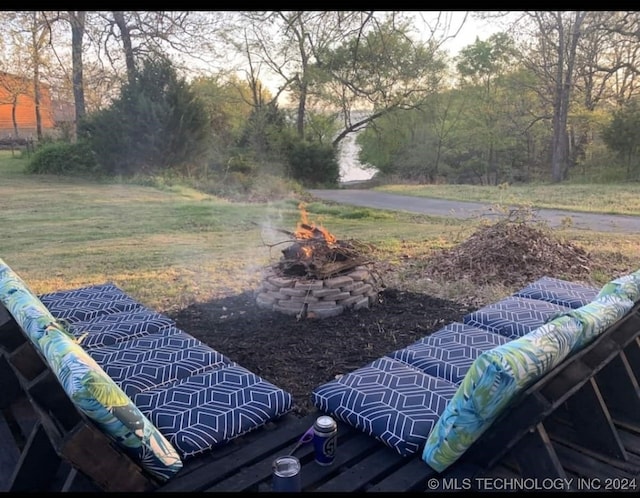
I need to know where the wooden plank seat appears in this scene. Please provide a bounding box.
[0,258,293,491]
[312,270,640,482]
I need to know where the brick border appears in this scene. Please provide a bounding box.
[255,266,381,319]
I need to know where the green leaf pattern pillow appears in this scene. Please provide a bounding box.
[0,258,183,481]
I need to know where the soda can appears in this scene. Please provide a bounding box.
[272,455,301,492]
[312,415,337,466]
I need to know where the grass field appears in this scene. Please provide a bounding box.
[2,150,640,312]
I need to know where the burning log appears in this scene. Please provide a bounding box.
[279,238,371,279]
[261,203,374,279]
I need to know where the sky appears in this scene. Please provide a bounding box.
[413,11,507,55]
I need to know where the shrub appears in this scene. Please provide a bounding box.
[285,140,340,188]
[80,55,211,176]
[25,141,97,175]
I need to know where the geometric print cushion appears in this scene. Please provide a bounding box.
[96,333,234,398]
[89,328,209,365]
[463,296,571,340]
[30,277,295,466]
[387,323,509,384]
[134,364,294,459]
[40,282,296,460]
[513,276,599,309]
[312,357,458,457]
[63,308,178,349]
[423,270,640,473]
[39,283,145,323]
[39,282,129,305]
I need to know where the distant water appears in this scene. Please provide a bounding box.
[337,130,377,183]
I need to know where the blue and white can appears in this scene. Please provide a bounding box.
[312,415,337,466]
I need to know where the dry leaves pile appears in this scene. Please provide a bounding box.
[423,208,592,289]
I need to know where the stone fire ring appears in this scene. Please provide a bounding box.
[255,265,380,319]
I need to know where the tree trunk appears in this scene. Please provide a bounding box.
[33,65,42,141]
[31,12,42,141]
[296,78,307,139]
[70,11,86,138]
[113,11,136,85]
[550,12,585,183]
[11,97,19,137]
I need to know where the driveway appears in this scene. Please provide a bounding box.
[309,189,640,234]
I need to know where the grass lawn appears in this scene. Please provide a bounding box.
[2,150,640,312]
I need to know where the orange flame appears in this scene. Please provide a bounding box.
[295,202,337,244]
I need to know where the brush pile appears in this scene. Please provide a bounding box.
[424,208,592,288]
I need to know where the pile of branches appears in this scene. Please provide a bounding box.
[423,208,592,288]
[276,238,373,279]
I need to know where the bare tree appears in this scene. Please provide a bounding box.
[230,11,367,140]
[0,15,35,138]
[14,11,55,141]
[0,71,31,137]
[519,11,588,182]
[93,11,229,85]
[111,11,135,85]
[68,11,86,127]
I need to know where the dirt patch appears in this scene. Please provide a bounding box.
[169,288,473,416]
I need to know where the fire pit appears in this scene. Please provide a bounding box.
[255,204,382,319]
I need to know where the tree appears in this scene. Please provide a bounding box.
[316,14,448,147]
[68,11,87,132]
[80,55,211,176]
[455,33,518,184]
[0,12,60,141]
[229,11,448,150]
[95,11,228,85]
[520,11,588,182]
[601,98,640,179]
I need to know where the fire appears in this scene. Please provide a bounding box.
[295,202,337,244]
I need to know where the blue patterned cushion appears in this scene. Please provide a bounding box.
[134,365,293,458]
[312,357,458,457]
[65,308,177,349]
[2,265,296,473]
[44,283,295,461]
[513,276,599,309]
[97,333,234,398]
[387,323,509,384]
[463,297,570,339]
[39,282,128,305]
[39,284,144,323]
[90,329,205,364]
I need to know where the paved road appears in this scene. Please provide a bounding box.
[309,189,640,234]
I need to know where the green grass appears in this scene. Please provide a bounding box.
[2,150,640,312]
[374,183,640,216]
